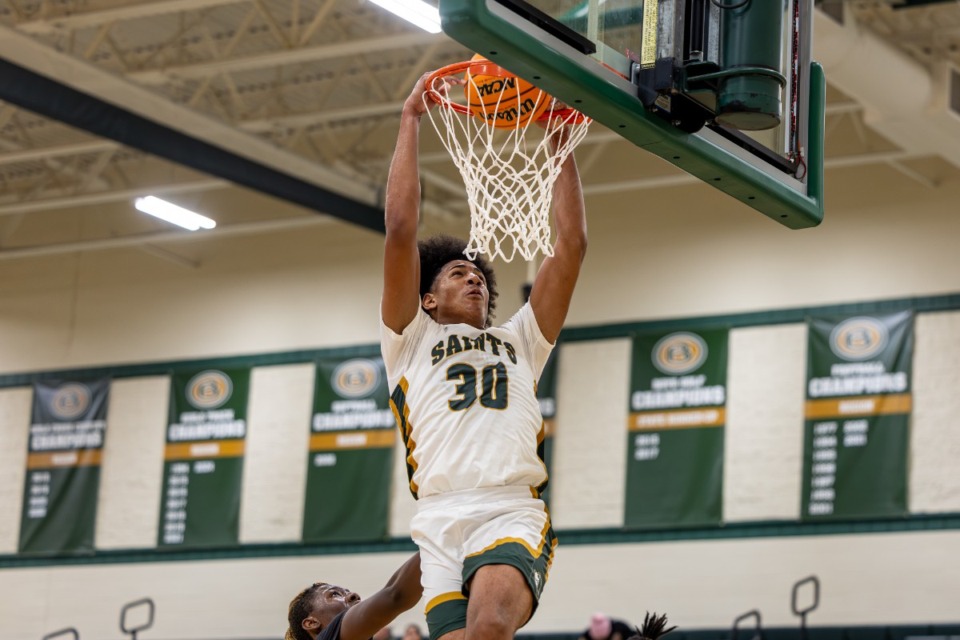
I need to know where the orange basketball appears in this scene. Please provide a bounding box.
[464,54,550,129]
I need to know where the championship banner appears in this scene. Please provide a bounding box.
[625,329,728,528]
[537,349,559,506]
[158,367,250,548]
[802,312,913,520]
[303,356,394,543]
[19,378,110,555]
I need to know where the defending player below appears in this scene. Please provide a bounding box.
[380,70,587,640]
[286,552,422,640]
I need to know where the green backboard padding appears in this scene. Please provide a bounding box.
[439,0,825,229]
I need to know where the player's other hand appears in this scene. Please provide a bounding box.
[406,70,461,119]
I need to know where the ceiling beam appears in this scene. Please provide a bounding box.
[0,99,860,169]
[0,25,376,204]
[890,0,958,9]
[127,33,443,84]
[0,215,332,261]
[240,101,406,132]
[0,25,388,232]
[0,140,119,166]
[0,180,229,217]
[17,0,246,34]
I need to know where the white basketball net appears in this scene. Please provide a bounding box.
[423,64,591,262]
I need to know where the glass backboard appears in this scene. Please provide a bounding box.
[438,0,825,228]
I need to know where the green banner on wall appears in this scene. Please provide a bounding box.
[625,329,728,529]
[303,356,394,543]
[158,368,250,548]
[802,312,913,520]
[537,349,559,506]
[19,378,110,555]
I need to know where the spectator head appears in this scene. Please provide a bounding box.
[403,623,424,640]
[589,613,613,640]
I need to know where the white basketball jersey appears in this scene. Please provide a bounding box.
[381,303,553,499]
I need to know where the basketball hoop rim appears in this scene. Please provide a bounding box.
[425,59,590,125]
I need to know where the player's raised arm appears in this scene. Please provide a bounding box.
[529,135,588,344]
[382,73,433,334]
[339,553,423,640]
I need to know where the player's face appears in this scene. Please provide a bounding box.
[310,584,361,627]
[424,260,489,329]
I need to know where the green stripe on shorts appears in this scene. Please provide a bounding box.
[426,596,468,640]
[462,534,556,604]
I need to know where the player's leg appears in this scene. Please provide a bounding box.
[437,630,465,640]
[411,501,469,640]
[417,537,469,640]
[425,581,468,640]
[461,490,557,640]
[464,564,534,640]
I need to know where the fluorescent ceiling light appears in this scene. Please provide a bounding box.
[368,0,442,34]
[134,196,216,231]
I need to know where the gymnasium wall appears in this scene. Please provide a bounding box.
[1,167,960,639]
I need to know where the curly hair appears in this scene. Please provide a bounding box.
[285,582,328,640]
[418,234,498,327]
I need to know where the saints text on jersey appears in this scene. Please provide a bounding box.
[430,332,518,366]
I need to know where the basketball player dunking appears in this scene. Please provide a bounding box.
[379,70,587,640]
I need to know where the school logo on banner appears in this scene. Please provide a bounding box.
[49,383,93,420]
[829,317,889,362]
[332,359,381,398]
[186,370,233,408]
[652,332,709,375]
